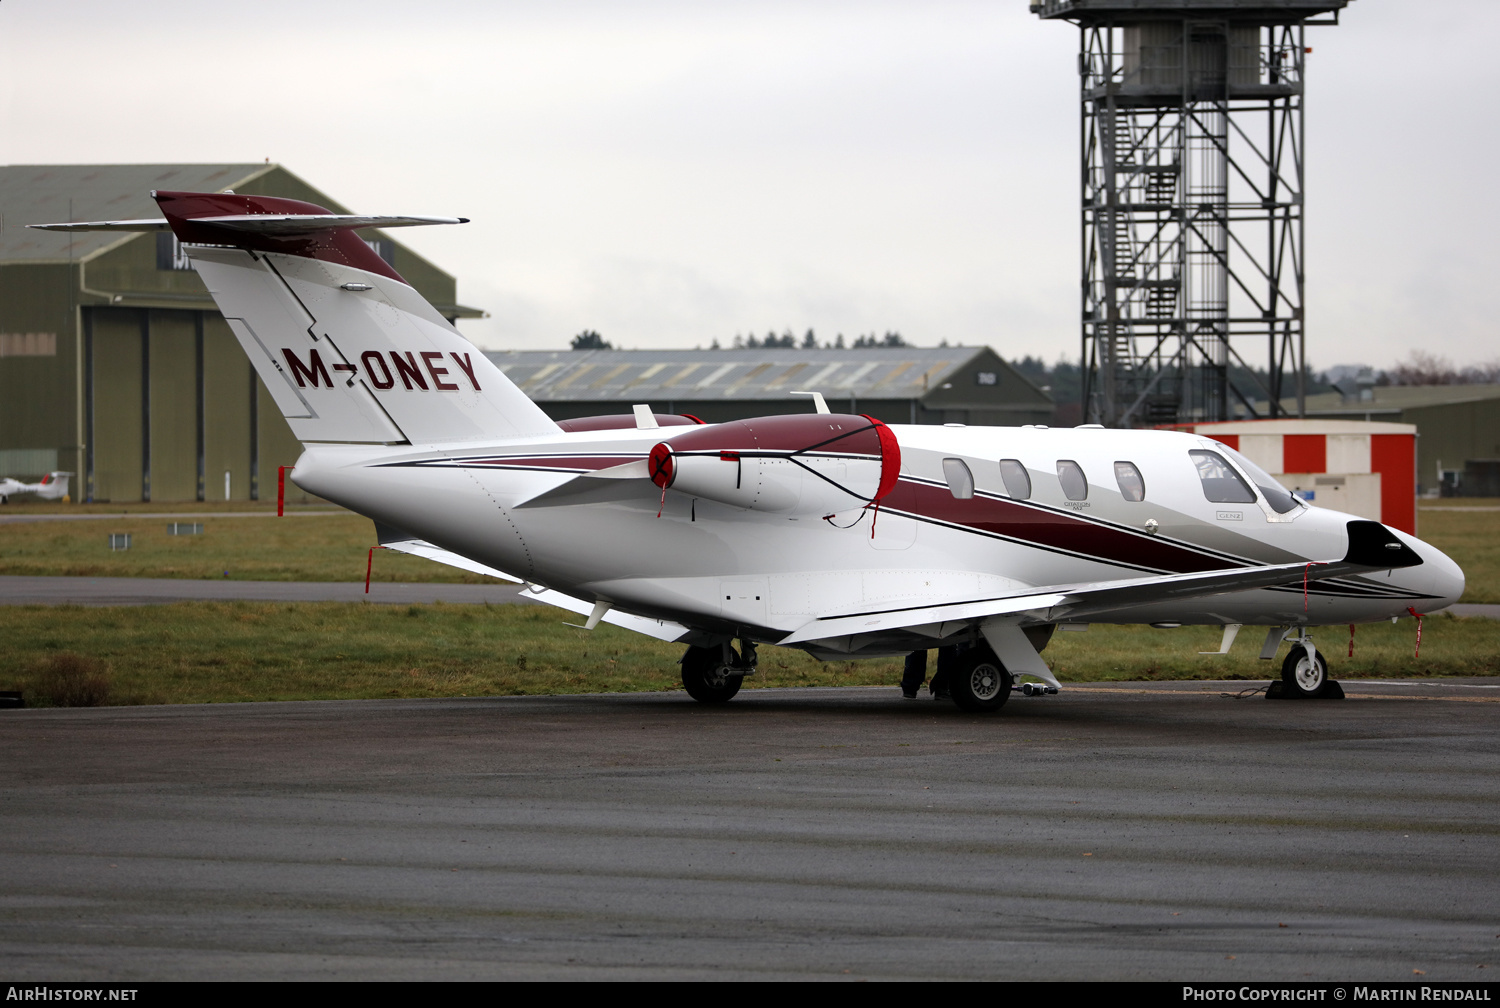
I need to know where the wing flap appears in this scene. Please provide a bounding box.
[779,556,1379,646]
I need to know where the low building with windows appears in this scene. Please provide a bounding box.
[485,347,1052,428]
[0,163,480,502]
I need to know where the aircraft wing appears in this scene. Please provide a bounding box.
[512,461,652,508]
[374,523,690,643]
[516,585,694,643]
[377,524,523,583]
[781,520,1423,645]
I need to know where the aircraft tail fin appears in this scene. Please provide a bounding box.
[35,472,71,501]
[34,191,558,446]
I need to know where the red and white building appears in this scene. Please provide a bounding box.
[1173,419,1419,534]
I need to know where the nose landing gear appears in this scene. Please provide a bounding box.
[1267,630,1345,700]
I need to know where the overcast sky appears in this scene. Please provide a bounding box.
[2,0,1495,372]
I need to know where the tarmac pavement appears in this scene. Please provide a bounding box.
[1,681,1497,981]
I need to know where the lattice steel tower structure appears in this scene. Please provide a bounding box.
[1033,0,1350,426]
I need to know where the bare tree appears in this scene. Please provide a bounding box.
[1388,350,1458,386]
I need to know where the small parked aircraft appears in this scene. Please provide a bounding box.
[33,193,1465,710]
[0,471,71,504]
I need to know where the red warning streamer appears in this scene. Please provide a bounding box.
[277,465,290,517]
[1302,561,1328,611]
[1407,606,1423,660]
[365,545,387,594]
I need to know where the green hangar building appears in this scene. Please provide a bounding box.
[0,164,480,503]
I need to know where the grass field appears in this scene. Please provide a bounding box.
[0,509,484,583]
[2,500,1496,706]
[1413,505,1500,603]
[0,601,1492,707]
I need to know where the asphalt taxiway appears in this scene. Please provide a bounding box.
[2,681,1497,981]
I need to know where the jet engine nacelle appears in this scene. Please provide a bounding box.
[648,413,899,516]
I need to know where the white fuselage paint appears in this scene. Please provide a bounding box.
[291,423,1464,653]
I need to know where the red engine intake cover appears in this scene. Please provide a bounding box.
[648,413,899,504]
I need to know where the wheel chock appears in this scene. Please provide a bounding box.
[1265,679,1344,699]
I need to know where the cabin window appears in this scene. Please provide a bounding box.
[1114,461,1145,502]
[999,459,1031,500]
[1189,450,1256,504]
[942,458,975,499]
[1057,460,1088,501]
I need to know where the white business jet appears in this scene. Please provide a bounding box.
[33,193,1464,711]
[0,471,71,504]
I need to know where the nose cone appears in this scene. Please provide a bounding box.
[1418,538,1466,611]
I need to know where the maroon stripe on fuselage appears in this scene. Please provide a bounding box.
[420,455,640,473]
[884,479,1234,574]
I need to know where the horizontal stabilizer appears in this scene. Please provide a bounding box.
[30,214,466,234]
[29,218,172,232]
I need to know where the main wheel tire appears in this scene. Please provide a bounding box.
[949,647,1012,713]
[1280,645,1328,698]
[680,644,744,704]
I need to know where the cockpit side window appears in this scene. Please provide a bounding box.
[1189,450,1256,504]
[1057,460,1088,501]
[1220,445,1303,514]
[999,459,1031,500]
[1113,461,1145,502]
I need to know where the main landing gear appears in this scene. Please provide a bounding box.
[949,646,1013,713]
[680,640,758,704]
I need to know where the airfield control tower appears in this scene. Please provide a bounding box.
[1032,0,1350,427]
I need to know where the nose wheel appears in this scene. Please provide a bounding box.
[1270,630,1342,699]
[1280,645,1328,698]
